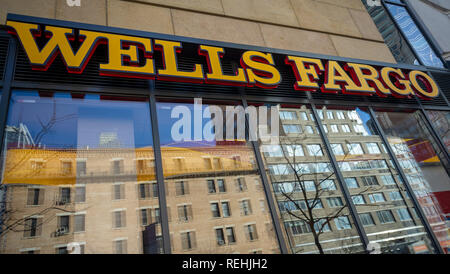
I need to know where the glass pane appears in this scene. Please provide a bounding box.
[425,110,450,153]
[363,2,418,65]
[386,4,444,68]
[156,98,280,254]
[320,106,437,254]
[255,103,364,254]
[386,0,403,4]
[374,109,450,253]
[0,90,160,254]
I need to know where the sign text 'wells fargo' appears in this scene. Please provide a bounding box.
[6,20,440,99]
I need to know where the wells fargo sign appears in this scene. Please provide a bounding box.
[6,18,440,99]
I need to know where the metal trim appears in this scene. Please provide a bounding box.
[10,81,150,95]
[309,98,370,253]
[417,107,450,174]
[148,80,172,254]
[0,37,17,156]
[241,97,289,254]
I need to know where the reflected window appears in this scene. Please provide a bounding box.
[305,126,314,134]
[334,216,351,230]
[377,210,396,224]
[226,227,236,244]
[374,108,450,252]
[24,217,42,238]
[307,144,323,157]
[0,90,159,254]
[366,143,381,154]
[360,213,375,227]
[363,0,443,67]
[280,111,298,120]
[321,106,438,253]
[385,3,443,67]
[352,195,366,205]
[425,111,450,153]
[344,178,359,189]
[258,104,364,254]
[331,144,344,155]
[397,208,412,221]
[27,187,44,206]
[156,99,279,254]
[327,197,343,208]
[181,231,196,250]
[368,193,386,203]
[341,125,351,133]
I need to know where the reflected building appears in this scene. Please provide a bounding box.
[260,105,442,254]
[4,124,35,149]
[375,111,450,250]
[0,142,277,254]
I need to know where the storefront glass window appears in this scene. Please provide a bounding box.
[374,109,450,253]
[156,98,280,254]
[425,110,450,153]
[320,106,437,254]
[385,3,444,68]
[255,103,364,254]
[363,1,418,65]
[0,90,160,254]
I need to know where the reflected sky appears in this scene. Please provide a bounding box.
[6,90,153,149]
[386,4,443,68]
[157,102,226,148]
[355,108,376,135]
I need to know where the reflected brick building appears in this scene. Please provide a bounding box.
[0,142,277,254]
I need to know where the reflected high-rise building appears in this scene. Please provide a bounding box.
[260,105,446,254]
[4,124,35,149]
[99,132,121,148]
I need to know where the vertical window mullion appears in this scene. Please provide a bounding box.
[148,80,171,254]
[309,102,370,251]
[418,107,450,170]
[240,96,289,254]
[0,38,17,156]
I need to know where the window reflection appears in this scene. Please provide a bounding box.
[257,104,364,254]
[0,90,160,254]
[386,4,444,68]
[425,110,450,153]
[156,99,279,254]
[363,2,418,65]
[374,109,450,253]
[320,106,436,254]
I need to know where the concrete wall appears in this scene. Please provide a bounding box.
[0,0,396,63]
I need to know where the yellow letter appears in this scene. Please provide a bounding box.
[285,56,323,91]
[7,21,102,73]
[409,70,439,99]
[99,33,155,78]
[154,39,204,82]
[199,45,247,85]
[240,51,281,88]
[380,67,414,97]
[323,61,370,94]
[346,63,391,95]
